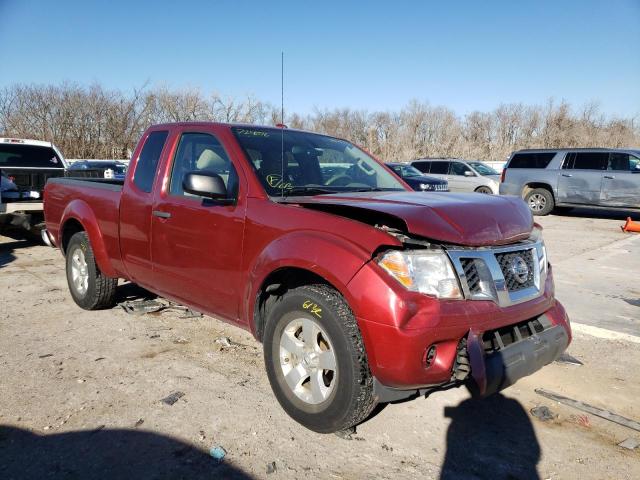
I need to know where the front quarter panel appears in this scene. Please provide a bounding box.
[240,198,403,334]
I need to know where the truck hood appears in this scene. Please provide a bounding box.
[287,191,533,246]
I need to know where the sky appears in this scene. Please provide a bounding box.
[1,0,639,118]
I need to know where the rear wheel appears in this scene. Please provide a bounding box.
[263,284,376,433]
[474,186,493,194]
[66,232,117,310]
[525,188,554,216]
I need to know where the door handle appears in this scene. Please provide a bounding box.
[561,174,572,177]
[152,210,171,219]
[603,175,615,179]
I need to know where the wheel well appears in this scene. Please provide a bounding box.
[521,183,554,200]
[61,218,85,254]
[253,267,334,342]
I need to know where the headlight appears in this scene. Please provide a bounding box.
[419,183,432,191]
[377,249,462,299]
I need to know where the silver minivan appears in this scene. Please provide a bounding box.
[500,148,640,215]
[411,158,501,194]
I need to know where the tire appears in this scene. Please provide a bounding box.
[65,231,117,310]
[474,186,493,194]
[263,284,376,433]
[524,188,554,216]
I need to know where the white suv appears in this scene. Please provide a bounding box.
[411,158,501,194]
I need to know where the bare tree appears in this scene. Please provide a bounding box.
[0,82,638,161]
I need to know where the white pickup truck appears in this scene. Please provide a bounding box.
[0,138,67,236]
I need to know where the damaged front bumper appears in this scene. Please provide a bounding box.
[369,302,571,403]
[373,312,570,403]
[467,314,569,397]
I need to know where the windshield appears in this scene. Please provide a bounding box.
[392,164,424,177]
[232,127,406,196]
[469,161,499,176]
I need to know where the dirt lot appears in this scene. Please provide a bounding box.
[1,209,639,479]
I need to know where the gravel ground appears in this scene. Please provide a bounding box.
[1,209,639,479]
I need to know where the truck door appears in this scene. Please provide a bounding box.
[601,152,640,208]
[150,128,246,321]
[119,130,169,287]
[557,152,608,205]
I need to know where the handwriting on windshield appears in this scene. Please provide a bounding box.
[266,174,293,190]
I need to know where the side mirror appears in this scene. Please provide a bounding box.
[464,170,475,177]
[183,172,227,199]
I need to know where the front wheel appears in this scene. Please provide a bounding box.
[263,284,376,433]
[474,186,494,194]
[66,231,118,310]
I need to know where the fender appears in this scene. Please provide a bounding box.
[242,230,379,336]
[522,182,555,199]
[60,199,118,278]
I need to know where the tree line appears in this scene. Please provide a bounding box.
[1,82,637,161]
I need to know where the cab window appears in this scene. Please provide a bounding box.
[569,152,608,170]
[133,131,168,193]
[609,153,640,172]
[169,132,238,199]
[449,162,472,176]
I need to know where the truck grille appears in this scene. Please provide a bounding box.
[460,258,481,294]
[495,250,535,291]
[446,240,546,308]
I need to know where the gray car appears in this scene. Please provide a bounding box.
[500,148,640,215]
[411,158,501,194]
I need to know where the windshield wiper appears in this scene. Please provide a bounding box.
[281,186,338,196]
[345,187,401,192]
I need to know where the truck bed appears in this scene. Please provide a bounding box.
[44,178,124,270]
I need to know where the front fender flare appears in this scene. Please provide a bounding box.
[242,230,372,337]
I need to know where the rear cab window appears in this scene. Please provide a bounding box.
[133,131,168,192]
[508,152,556,169]
[0,143,62,168]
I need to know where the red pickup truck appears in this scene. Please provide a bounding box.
[44,123,571,433]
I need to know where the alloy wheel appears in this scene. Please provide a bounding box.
[279,317,337,405]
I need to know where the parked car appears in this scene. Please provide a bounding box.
[500,148,640,215]
[66,160,128,181]
[385,162,449,191]
[0,137,66,232]
[411,158,500,194]
[44,123,570,433]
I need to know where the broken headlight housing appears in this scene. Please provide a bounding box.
[377,249,462,299]
[529,225,549,273]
